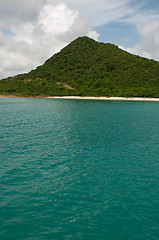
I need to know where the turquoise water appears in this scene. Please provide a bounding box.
[0,97,159,240]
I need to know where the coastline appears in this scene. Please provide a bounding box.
[0,95,45,98]
[48,96,159,101]
[1,94,159,101]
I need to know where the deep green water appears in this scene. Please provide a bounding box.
[0,97,159,240]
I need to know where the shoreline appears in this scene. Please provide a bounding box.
[48,96,159,101]
[1,94,159,101]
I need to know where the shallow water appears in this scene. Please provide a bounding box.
[0,97,159,240]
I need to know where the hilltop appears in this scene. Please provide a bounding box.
[1,36,159,97]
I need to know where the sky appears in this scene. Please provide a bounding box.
[0,0,159,79]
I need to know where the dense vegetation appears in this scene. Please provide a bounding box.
[1,36,159,97]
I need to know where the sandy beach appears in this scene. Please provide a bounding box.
[48,96,159,101]
[1,95,159,101]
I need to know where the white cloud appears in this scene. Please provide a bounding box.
[0,0,140,28]
[0,0,46,27]
[137,21,159,59]
[1,0,159,79]
[121,21,159,61]
[49,0,135,26]
[0,3,99,79]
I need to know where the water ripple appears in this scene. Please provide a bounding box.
[0,98,159,240]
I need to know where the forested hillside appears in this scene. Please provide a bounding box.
[1,36,159,97]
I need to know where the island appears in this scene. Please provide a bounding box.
[1,36,159,98]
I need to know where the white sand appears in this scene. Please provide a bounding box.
[1,95,159,101]
[47,96,159,101]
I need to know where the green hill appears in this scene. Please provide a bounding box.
[1,36,159,97]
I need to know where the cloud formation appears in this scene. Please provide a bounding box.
[137,21,159,60]
[49,0,135,27]
[0,2,98,79]
[0,0,45,27]
[122,21,159,61]
[1,0,159,79]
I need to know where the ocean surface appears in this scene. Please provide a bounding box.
[0,97,159,240]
